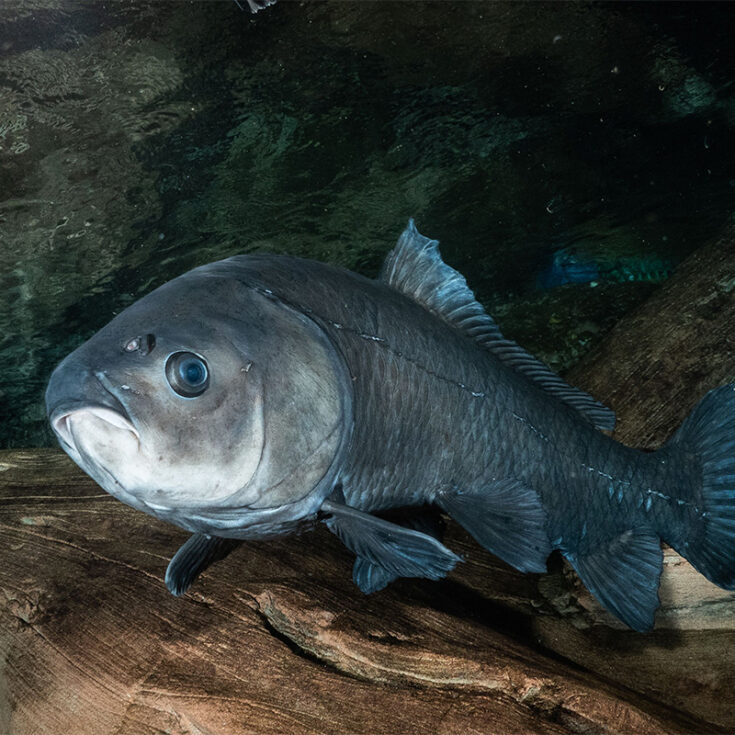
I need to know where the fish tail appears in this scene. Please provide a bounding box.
[665,385,735,588]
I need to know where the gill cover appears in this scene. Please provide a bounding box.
[221,279,353,512]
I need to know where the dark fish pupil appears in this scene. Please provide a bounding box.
[181,360,205,385]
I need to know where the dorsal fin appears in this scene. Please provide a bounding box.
[380,220,615,431]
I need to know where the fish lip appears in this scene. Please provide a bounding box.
[48,399,93,449]
[47,369,139,445]
[93,370,136,419]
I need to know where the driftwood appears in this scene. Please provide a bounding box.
[2,226,735,734]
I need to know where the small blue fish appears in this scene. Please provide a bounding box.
[538,246,675,289]
[46,221,735,632]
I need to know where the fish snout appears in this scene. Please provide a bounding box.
[46,357,138,452]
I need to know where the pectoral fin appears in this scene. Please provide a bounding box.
[322,500,461,587]
[437,480,551,573]
[165,533,242,596]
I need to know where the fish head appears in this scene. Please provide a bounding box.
[46,264,351,536]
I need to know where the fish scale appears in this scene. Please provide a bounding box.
[331,310,494,510]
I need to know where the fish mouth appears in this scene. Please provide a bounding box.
[50,403,140,450]
[47,365,140,455]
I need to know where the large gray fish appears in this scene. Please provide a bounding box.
[46,221,735,631]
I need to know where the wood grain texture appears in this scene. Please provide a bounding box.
[3,223,735,734]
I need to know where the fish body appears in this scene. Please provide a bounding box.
[46,222,735,631]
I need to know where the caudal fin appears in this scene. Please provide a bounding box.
[666,385,735,589]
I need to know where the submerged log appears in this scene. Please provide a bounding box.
[2,225,735,734]
[0,449,719,735]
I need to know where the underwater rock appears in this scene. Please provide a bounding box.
[488,281,659,376]
[0,20,193,445]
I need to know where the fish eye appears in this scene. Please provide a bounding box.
[165,352,210,398]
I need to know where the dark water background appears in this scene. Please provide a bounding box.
[1,0,734,448]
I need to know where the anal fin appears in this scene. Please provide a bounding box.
[437,479,551,573]
[165,533,242,596]
[565,529,663,632]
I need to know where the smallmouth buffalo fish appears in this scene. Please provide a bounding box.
[46,221,735,631]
